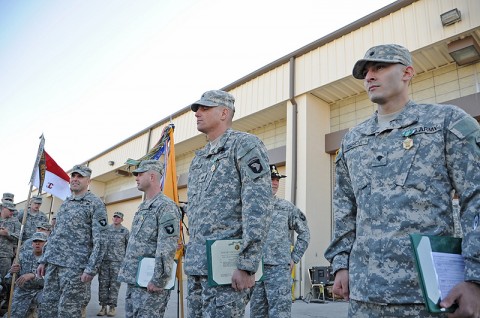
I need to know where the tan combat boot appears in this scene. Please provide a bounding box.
[107,306,116,317]
[97,306,107,316]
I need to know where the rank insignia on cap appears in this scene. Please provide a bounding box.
[247,157,263,174]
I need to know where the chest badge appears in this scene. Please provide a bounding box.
[211,164,216,172]
[402,129,416,150]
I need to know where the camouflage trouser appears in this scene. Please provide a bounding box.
[0,258,12,304]
[250,264,291,318]
[98,261,121,306]
[0,258,11,279]
[125,284,171,318]
[187,275,251,318]
[40,265,88,318]
[9,286,42,318]
[348,299,448,318]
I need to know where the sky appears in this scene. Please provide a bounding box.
[0,0,394,202]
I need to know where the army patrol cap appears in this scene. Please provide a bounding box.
[32,195,43,204]
[352,44,412,79]
[2,193,14,203]
[190,90,235,112]
[36,222,52,231]
[71,165,92,177]
[132,160,164,176]
[32,232,48,242]
[113,211,124,218]
[2,201,16,211]
[270,164,286,179]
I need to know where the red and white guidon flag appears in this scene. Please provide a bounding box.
[33,151,71,200]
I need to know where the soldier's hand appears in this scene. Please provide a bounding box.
[10,263,20,273]
[16,273,35,287]
[81,272,94,283]
[231,269,255,291]
[0,228,8,236]
[440,281,480,318]
[37,263,46,277]
[333,269,350,301]
[147,282,163,293]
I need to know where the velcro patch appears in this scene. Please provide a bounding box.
[247,157,263,174]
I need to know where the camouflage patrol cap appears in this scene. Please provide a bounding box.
[36,222,52,230]
[2,201,16,211]
[32,232,48,242]
[132,160,164,176]
[2,193,14,203]
[352,44,412,79]
[113,211,124,218]
[71,165,92,177]
[270,164,286,179]
[32,195,43,204]
[190,90,235,112]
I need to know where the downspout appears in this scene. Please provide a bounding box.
[289,57,302,298]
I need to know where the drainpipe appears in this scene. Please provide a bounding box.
[289,56,302,298]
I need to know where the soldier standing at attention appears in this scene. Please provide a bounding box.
[324,44,480,317]
[185,90,273,317]
[117,160,180,318]
[37,165,108,317]
[97,211,129,317]
[250,164,310,318]
[17,195,49,242]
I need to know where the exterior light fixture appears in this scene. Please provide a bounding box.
[115,170,131,177]
[108,160,115,166]
[440,8,461,26]
[448,36,480,66]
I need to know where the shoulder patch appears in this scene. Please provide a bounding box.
[450,116,480,140]
[99,219,107,227]
[247,157,264,174]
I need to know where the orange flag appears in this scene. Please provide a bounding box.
[162,125,185,318]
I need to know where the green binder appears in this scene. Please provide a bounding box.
[410,234,464,313]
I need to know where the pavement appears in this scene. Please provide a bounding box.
[86,276,349,318]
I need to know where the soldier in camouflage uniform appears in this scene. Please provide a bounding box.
[185,90,273,318]
[250,164,310,318]
[324,44,480,317]
[17,195,49,242]
[6,231,47,318]
[0,201,21,310]
[19,222,52,255]
[37,165,108,317]
[118,160,180,318]
[97,211,129,317]
[0,202,21,282]
[1,193,14,204]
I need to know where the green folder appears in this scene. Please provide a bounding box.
[206,239,264,287]
[410,234,464,313]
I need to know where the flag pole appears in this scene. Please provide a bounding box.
[7,135,45,318]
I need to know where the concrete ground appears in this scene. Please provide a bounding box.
[86,276,349,318]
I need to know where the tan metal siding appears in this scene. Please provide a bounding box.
[88,134,149,177]
[296,0,480,96]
